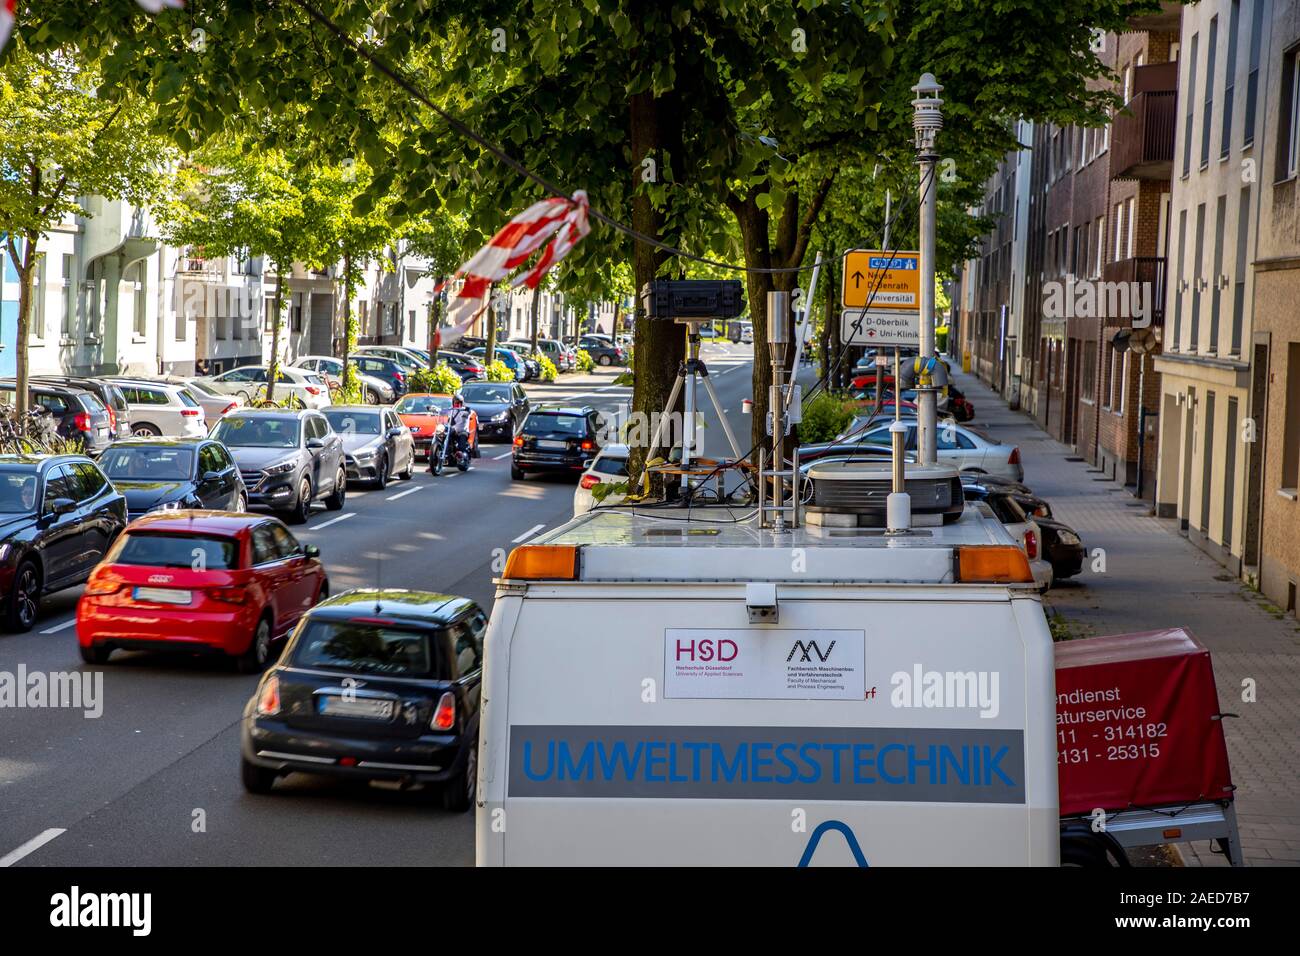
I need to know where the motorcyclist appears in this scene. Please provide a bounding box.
[433,392,472,471]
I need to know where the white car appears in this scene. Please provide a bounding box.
[197,365,330,409]
[573,443,631,515]
[106,378,208,438]
[291,355,395,405]
[842,419,1023,482]
[973,492,1053,591]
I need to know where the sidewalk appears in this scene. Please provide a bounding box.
[952,368,1300,867]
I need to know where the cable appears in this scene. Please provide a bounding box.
[286,0,817,276]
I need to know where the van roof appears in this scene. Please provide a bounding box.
[531,505,1020,585]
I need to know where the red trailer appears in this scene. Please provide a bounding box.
[1055,628,1242,866]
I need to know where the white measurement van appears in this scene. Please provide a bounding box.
[476,495,1059,866]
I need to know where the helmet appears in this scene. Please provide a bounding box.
[452,392,464,408]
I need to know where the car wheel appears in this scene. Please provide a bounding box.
[5,559,41,632]
[365,389,380,405]
[237,616,273,674]
[132,423,161,437]
[316,578,329,604]
[373,454,389,490]
[233,491,247,512]
[511,465,525,480]
[79,642,111,665]
[325,467,347,510]
[241,757,279,795]
[399,451,414,480]
[598,354,612,366]
[441,735,477,812]
[286,478,312,524]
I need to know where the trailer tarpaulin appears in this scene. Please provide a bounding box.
[1054,628,1234,817]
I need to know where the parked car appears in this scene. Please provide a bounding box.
[77,512,328,672]
[209,409,346,523]
[806,419,1023,480]
[964,487,1053,591]
[290,356,395,405]
[494,342,540,380]
[728,321,754,344]
[438,350,487,382]
[578,335,627,367]
[466,347,525,381]
[239,588,486,810]
[508,338,573,372]
[32,376,132,440]
[105,377,208,438]
[169,377,244,423]
[574,443,631,515]
[99,437,246,519]
[395,393,480,459]
[512,405,603,480]
[348,354,408,398]
[0,380,115,455]
[0,454,127,631]
[323,405,416,488]
[459,380,529,442]
[196,366,330,409]
[1036,516,1086,580]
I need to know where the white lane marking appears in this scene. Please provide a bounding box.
[512,523,546,543]
[40,619,77,635]
[312,512,356,531]
[0,828,66,868]
[493,451,513,460]
[386,485,423,501]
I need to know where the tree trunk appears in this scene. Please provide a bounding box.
[485,293,499,366]
[528,287,541,354]
[428,287,440,369]
[266,261,285,403]
[340,248,357,393]
[11,237,36,418]
[819,256,834,382]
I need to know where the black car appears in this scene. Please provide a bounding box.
[350,355,409,398]
[31,376,132,440]
[0,380,115,455]
[1035,516,1086,579]
[439,350,487,382]
[512,405,603,480]
[461,380,529,442]
[98,438,246,520]
[961,479,1085,580]
[0,454,127,631]
[578,336,627,367]
[240,588,486,811]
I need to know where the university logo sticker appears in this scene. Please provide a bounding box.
[797,820,869,867]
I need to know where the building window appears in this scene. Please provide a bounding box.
[1118,350,1129,417]
[1122,63,1133,105]
[264,295,276,333]
[127,261,147,337]
[1210,193,1227,352]
[1231,186,1250,355]
[60,254,74,336]
[291,295,303,333]
[29,252,45,340]
[1102,342,1114,410]
[1184,33,1199,177]
[1125,197,1136,259]
[1190,202,1206,351]
[1114,202,1125,262]
[1244,0,1265,145]
[1173,208,1188,351]
[1284,343,1300,491]
[1222,1,1239,159]
[1202,16,1218,169]
[1081,343,1097,401]
[1281,46,1300,180]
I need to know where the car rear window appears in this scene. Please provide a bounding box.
[78,393,109,414]
[594,454,629,477]
[292,619,443,678]
[524,413,585,436]
[110,532,240,570]
[177,389,200,408]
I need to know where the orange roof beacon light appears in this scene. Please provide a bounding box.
[953,545,1033,584]
[502,545,580,581]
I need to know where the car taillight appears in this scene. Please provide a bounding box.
[580,474,600,489]
[208,586,247,604]
[256,674,281,716]
[1024,529,1038,560]
[1034,505,1049,518]
[84,578,122,597]
[305,385,322,395]
[394,371,405,383]
[181,408,201,417]
[431,691,456,731]
[580,440,594,451]
[74,412,92,431]
[221,403,237,416]
[107,407,117,430]
[1008,447,1021,465]
[513,435,524,447]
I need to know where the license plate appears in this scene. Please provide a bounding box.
[537,439,567,450]
[132,586,192,605]
[98,427,109,437]
[319,696,394,720]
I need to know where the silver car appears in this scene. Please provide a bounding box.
[292,356,395,405]
[322,405,416,489]
[844,419,1024,482]
[106,378,208,438]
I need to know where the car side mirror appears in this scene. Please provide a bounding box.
[201,470,221,482]
[306,437,325,449]
[387,426,403,437]
[51,497,76,516]
[583,458,595,469]
[304,544,321,559]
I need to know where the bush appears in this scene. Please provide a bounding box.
[533,353,558,382]
[408,362,464,395]
[485,360,515,383]
[798,391,857,444]
[576,349,595,373]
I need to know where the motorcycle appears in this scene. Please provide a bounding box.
[430,423,471,475]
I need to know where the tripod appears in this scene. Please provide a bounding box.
[643,322,746,494]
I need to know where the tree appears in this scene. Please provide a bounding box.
[0,43,167,414]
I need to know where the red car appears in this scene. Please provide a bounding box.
[77,511,328,672]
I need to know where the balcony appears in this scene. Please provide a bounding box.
[1111,90,1176,180]
[1101,257,1166,328]
[1124,1,1182,32]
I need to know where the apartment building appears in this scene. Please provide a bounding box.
[1154,0,1269,574]
[1248,0,1300,609]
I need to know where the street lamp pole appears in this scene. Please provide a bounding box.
[912,72,943,467]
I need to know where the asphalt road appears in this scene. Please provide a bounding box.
[0,343,778,867]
